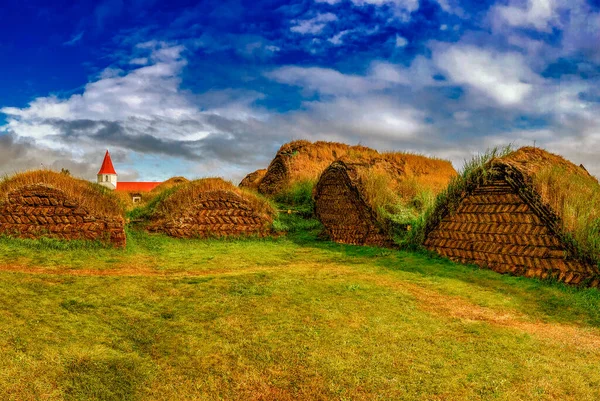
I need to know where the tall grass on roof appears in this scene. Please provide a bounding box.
[314,149,457,247]
[0,169,124,218]
[131,177,277,223]
[356,152,457,239]
[152,178,275,219]
[406,145,514,248]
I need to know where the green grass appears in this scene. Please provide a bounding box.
[273,179,316,216]
[1,226,600,400]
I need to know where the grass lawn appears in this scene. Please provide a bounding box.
[1,222,600,400]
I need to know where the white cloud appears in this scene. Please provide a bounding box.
[351,0,417,7]
[63,32,84,46]
[290,13,338,35]
[433,45,536,106]
[2,43,193,129]
[435,0,464,15]
[395,35,408,47]
[560,5,600,63]
[266,66,379,95]
[268,56,440,96]
[351,0,420,20]
[490,0,567,32]
[370,57,438,87]
[328,30,351,45]
[315,0,419,9]
[129,57,149,65]
[298,96,428,141]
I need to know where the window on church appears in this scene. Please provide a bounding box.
[105,175,109,182]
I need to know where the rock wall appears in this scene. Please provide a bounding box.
[424,179,598,286]
[147,190,272,238]
[0,184,126,247]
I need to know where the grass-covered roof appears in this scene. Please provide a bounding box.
[0,170,124,219]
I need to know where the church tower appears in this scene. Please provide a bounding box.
[97,150,118,190]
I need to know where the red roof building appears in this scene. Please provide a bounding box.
[97,150,117,175]
[97,150,163,195]
[116,182,162,192]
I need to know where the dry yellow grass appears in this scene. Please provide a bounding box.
[0,169,123,218]
[148,176,189,195]
[499,147,600,262]
[259,140,373,194]
[239,169,267,190]
[116,177,189,211]
[342,150,458,219]
[150,177,276,221]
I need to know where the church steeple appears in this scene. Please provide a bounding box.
[97,150,118,190]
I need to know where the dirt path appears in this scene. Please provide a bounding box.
[366,275,600,351]
[0,263,234,277]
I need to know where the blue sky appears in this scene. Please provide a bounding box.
[1,0,599,181]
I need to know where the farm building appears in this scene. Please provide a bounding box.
[239,169,267,190]
[97,150,162,202]
[257,140,371,196]
[146,178,276,238]
[423,147,600,287]
[314,150,457,247]
[0,170,126,247]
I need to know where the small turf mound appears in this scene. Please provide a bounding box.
[149,176,189,194]
[423,146,600,287]
[258,140,371,195]
[239,169,267,190]
[0,170,126,247]
[147,178,276,238]
[315,150,457,247]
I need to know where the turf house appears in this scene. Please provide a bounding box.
[423,147,600,287]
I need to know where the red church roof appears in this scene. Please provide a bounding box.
[116,182,162,192]
[98,150,117,175]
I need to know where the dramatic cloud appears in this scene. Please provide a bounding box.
[2,0,600,182]
[0,41,280,180]
[0,133,107,179]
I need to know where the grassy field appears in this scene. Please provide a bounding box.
[1,218,600,400]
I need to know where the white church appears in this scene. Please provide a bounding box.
[97,150,162,201]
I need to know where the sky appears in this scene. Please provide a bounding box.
[0,0,599,182]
